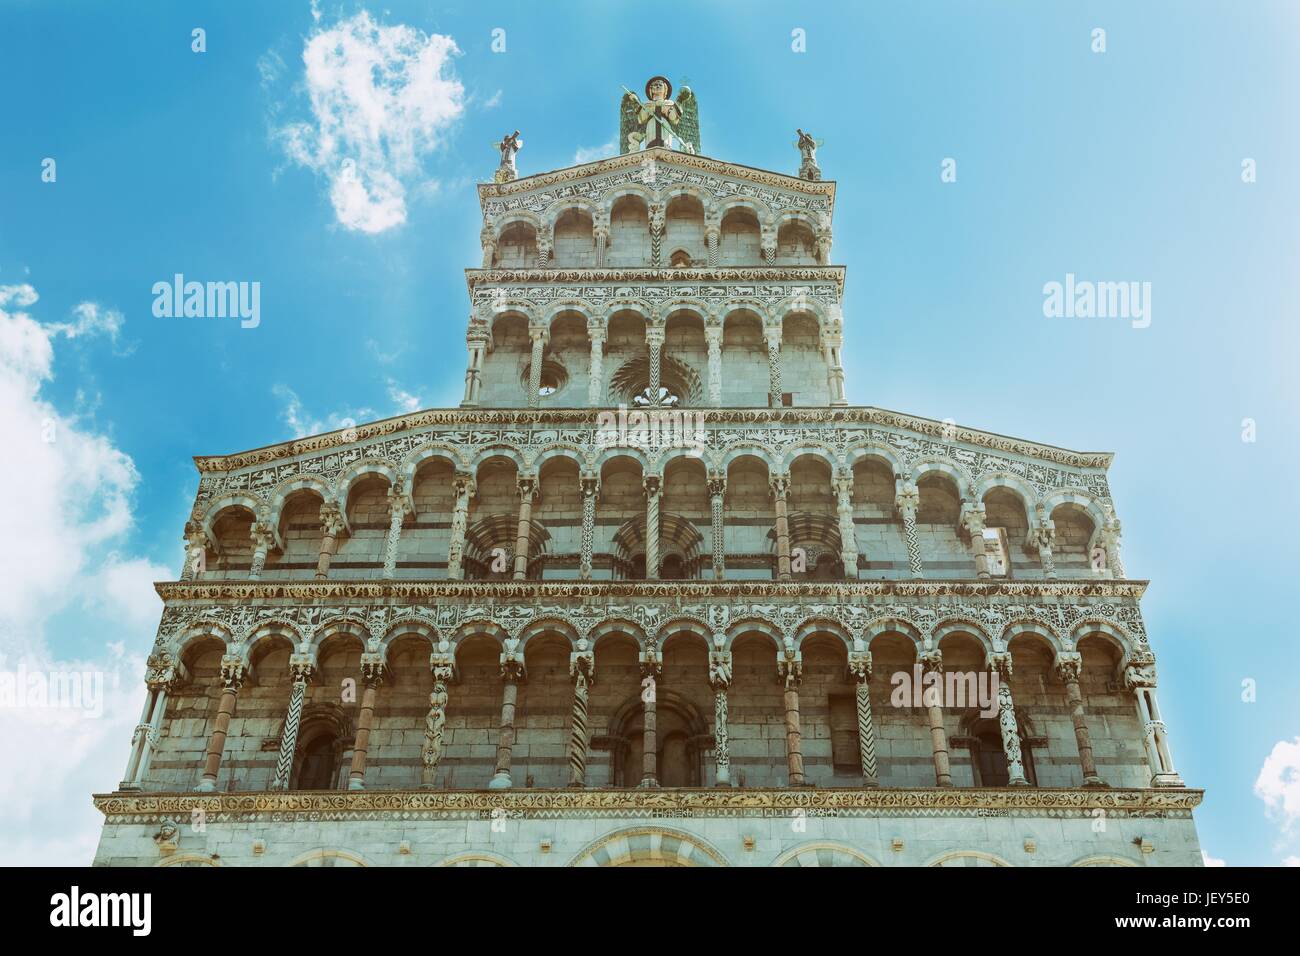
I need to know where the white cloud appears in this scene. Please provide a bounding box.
[0,286,163,864]
[1201,850,1226,867]
[483,89,502,109]
[0,288,138,627]
[1255,736,1300,831]
[275,10,465,233]
[573,139,617,165]
[1284,856,1300,867]
[386,378,422,413]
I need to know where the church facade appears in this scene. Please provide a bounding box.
[93,79,1203,868]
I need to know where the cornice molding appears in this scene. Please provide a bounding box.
[192,406,1114,474]
[464,265,846,291]
[476,146,837,202]
[93,786,1203,821]
[155,578,1148,603]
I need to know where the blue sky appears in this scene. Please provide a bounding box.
[1,0,1296,865]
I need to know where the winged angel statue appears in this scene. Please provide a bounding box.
[620,76,700,155]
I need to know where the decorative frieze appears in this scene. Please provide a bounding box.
[93,786,1204,822]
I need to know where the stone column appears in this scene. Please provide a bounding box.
[536,231,552,268]
[586,321,606,407]
[645,325,665,404]
[778,648,805,786]
[121,669,174,790]
[248,521,274,580]
[445,473,475,580]
[643,474,662,580]
[382,487,411,579]
[834,472,859,578]
[579,475,599,580]
[1031,522,1057,579]
[567,641,594,786]
[271,656,315,790]
[527,325,548,407]
[895,480,923,578]
[1054,653,1105,787]
[512,476,537,580]
[848,647,879,786]
[197,657,246,792]
[181,524,208,581]
[705,225,720,266]
[648,203,664,268]
[347,657,385,790]
[707,474,726,580]
[593,223,609,268]
[990,653,1029,786]
[315,503,344,580]
[421,643,455,788]
[489,644,525,789]
[770,472,792,580]
[639,651,661,787]
[920,652,952,787]
[962,502,991,579]
[760,228,776,264]
[704,323,723,406]
[462,328,489,407]
[821,326,846,406]
[480,224,496,269]
[1124,661,1184,787]
[708,642,733,787]
[764,323,783,406]
[815,232,833,265]
[1098,520,1125,578]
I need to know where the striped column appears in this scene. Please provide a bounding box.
[568,645,594,786]
[848,649,879,786]
[271,658,314,790]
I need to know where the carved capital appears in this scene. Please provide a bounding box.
[847,649,873,682]
[708,650,733,690]
[1053,652,1083,685]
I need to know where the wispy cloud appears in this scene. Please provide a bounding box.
[272,9,465,234]
[386,378,422,413]
[272,384,373,438]
[573,139,617,166]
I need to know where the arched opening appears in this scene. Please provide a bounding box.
[664,194,705,264]
[917,473,963,578]
[1051,503,1097,575]
[208,505,255,576]
[607,195,649,267]
[552,208,596,266]
[265,490,323,578]
[493,221,539,268]
[335,474,392,578]
[725,455,775,580]
[720,309,767,406]
[776,219,817,265]
[718,206,761,265]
